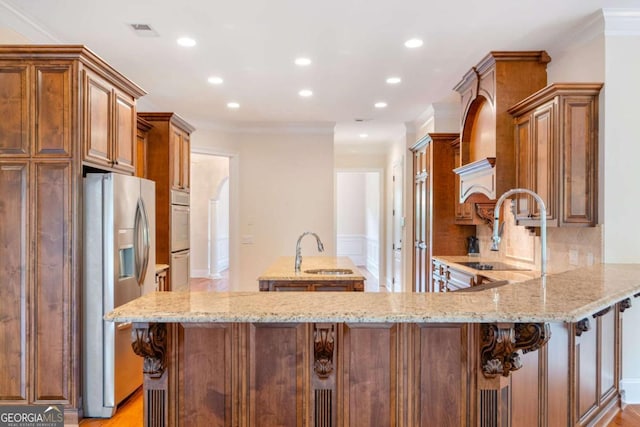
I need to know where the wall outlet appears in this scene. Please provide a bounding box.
[241,235,254,245]
[569,249,579,266]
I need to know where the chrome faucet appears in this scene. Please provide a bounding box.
[294,232,325,272]
[491,188,547,277]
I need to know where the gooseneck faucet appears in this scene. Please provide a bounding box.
[491,188,547,278]
[294,232,325,272]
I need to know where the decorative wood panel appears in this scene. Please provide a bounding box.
[34,64,71,157]
[600,309,616,400]
[84,71,112,167]
[575,317,598,422]
[181,134,190,190]
[32,161,72,403]
[248,323,308,427]
[0,65,29,156]
[171,129,182,190]
[178,324,233,427]
[341,323,397,427]
[0,162,28,401]
[410,324,469,427]
[510,349,541,427]
[562,97,596,224]
[546,323,570,426]
[113,90,136,173]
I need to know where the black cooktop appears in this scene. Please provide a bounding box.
[457,261,531,271]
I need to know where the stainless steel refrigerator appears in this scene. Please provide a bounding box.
[83,173,156,417]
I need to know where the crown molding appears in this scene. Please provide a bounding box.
[603,8,640,36]
[0,0,61,42]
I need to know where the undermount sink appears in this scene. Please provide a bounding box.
[457,261,531,271]
[303,268,354,275]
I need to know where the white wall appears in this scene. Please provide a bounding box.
[601,19,640,403]
[191,125,335,290]
[336,173,366,235]
[546,11,640,403]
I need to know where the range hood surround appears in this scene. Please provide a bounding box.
[453,51,551,203]
[454,157,496,202]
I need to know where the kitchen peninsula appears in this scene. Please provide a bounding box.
[106,264,640,426]
[258,256,365,291]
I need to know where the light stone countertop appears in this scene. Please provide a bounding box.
[432,255,540,283]
[106,264,640,324]
[257,256,365,281]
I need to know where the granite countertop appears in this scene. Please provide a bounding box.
[432,255,540,283]
[155,264,170,273]
[106,264,640,324]
[257,256,365,281]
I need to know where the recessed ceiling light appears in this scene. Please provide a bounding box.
[227,102,240,109]
[359,133,368,138]
[207,76,223,85]
[374,102,388,108]
[386,77,402,85]
[294,57,312,66]
[298,89,313,97]
[177,37,196,47]
[404,38,423,48]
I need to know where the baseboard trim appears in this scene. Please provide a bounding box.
[621,378,640,404]
[191,269,210,278]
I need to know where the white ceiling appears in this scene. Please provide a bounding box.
[1,0,638,144]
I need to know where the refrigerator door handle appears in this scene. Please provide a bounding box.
[134,198,151,286]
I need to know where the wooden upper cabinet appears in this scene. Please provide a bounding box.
[113,89,136,173]
[509,83,602,227]
[0,64,29,157]
[140,112,195,193]
[0,63,72,157]
[34,64,72,157]
[84,70,112,167]
[83,69,138,174]
[135,117,152,178]
[181,133,190,190]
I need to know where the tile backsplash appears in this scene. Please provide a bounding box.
[475,200,602,274]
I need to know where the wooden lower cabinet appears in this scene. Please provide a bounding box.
[506,302,624,427]
[136,304,628,427]
[141,322,473,426]
[0,161,75,408]
[432,259,476,292]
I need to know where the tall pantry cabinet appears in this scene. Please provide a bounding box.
[0,46,145,422]
[410,133,475,292]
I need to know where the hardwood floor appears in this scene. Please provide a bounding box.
[79,388,142,426]
[608,404,640,426]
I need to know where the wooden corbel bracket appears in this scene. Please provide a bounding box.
[480,322,551,378]
[131,322,167,378]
